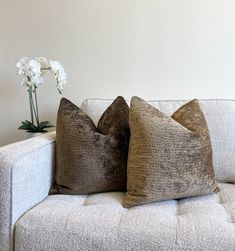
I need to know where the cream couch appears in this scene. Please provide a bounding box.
[0,99,235,251]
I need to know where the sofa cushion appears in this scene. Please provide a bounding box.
[51,96,129,195]
[123,97,219,207]
[81,99,235,184]
[15,183,235,251]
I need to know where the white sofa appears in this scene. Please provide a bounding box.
[1,99,235,251]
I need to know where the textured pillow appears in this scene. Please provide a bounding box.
[50,96,130,194]
[123,97,219,208]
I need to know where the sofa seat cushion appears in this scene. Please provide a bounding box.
[15,183,235,251]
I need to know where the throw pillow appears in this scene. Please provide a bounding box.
[123,97,219,208]
[50,96,130,194]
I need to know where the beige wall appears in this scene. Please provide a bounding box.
[1,0,235,146]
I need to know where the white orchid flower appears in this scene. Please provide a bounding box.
[29,60,41,74]
[17,56,67,133]
[56,81,66,93]
[57,69,67,81]
[16,57,30,72]
[56,77,67,93]
[17,57,67,94]
[16,58,29,74]
[16,62,22,69]
[50,60,63,74]
[36,57,49,68]
[36,58,49,76]
[17,68,24,76]
[31,75,43,86]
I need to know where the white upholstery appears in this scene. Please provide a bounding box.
[0,132,56,251]
[15,183,235,251]
[81,98,235,184]
[1,99,235,251]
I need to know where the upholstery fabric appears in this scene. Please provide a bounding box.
[0,132,55,251]
[123,97,219,207]
[15,183,235,251]
[81,98,235,184]
[2,98,235,251]
[51,96,129,195]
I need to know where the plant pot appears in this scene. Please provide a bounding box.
[24,132,44,140]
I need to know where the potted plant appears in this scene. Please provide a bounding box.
[16,57,67,138]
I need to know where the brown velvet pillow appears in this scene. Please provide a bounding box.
[50,96,130,194]
[123,97,219,208]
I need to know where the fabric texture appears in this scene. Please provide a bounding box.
[51,96,130,195]
[2,98,235,251]
[0,132,56,251]
[123,97,219,208]
[15,183,235,251]
[81,98,235,184]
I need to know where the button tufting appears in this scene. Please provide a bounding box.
[15,183,235,251]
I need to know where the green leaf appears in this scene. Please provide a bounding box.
[43,125,55,128]
[19,120,54,133]
[39,121,55,130]
[18,124,30,130]
[18,120,38,132]
[25,120,33,124]
[38,121,49,127]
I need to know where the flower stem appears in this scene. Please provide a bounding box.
[29,86,39,127]
[34,88,40,127]
[28,90,34,125]
[41,67,51,71]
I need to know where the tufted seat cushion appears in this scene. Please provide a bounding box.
[15,183,235,251]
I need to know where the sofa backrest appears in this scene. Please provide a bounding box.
[81,98,235,184]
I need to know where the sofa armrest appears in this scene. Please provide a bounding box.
[0,132,56,251]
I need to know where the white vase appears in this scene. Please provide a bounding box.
[24,132,44,140]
